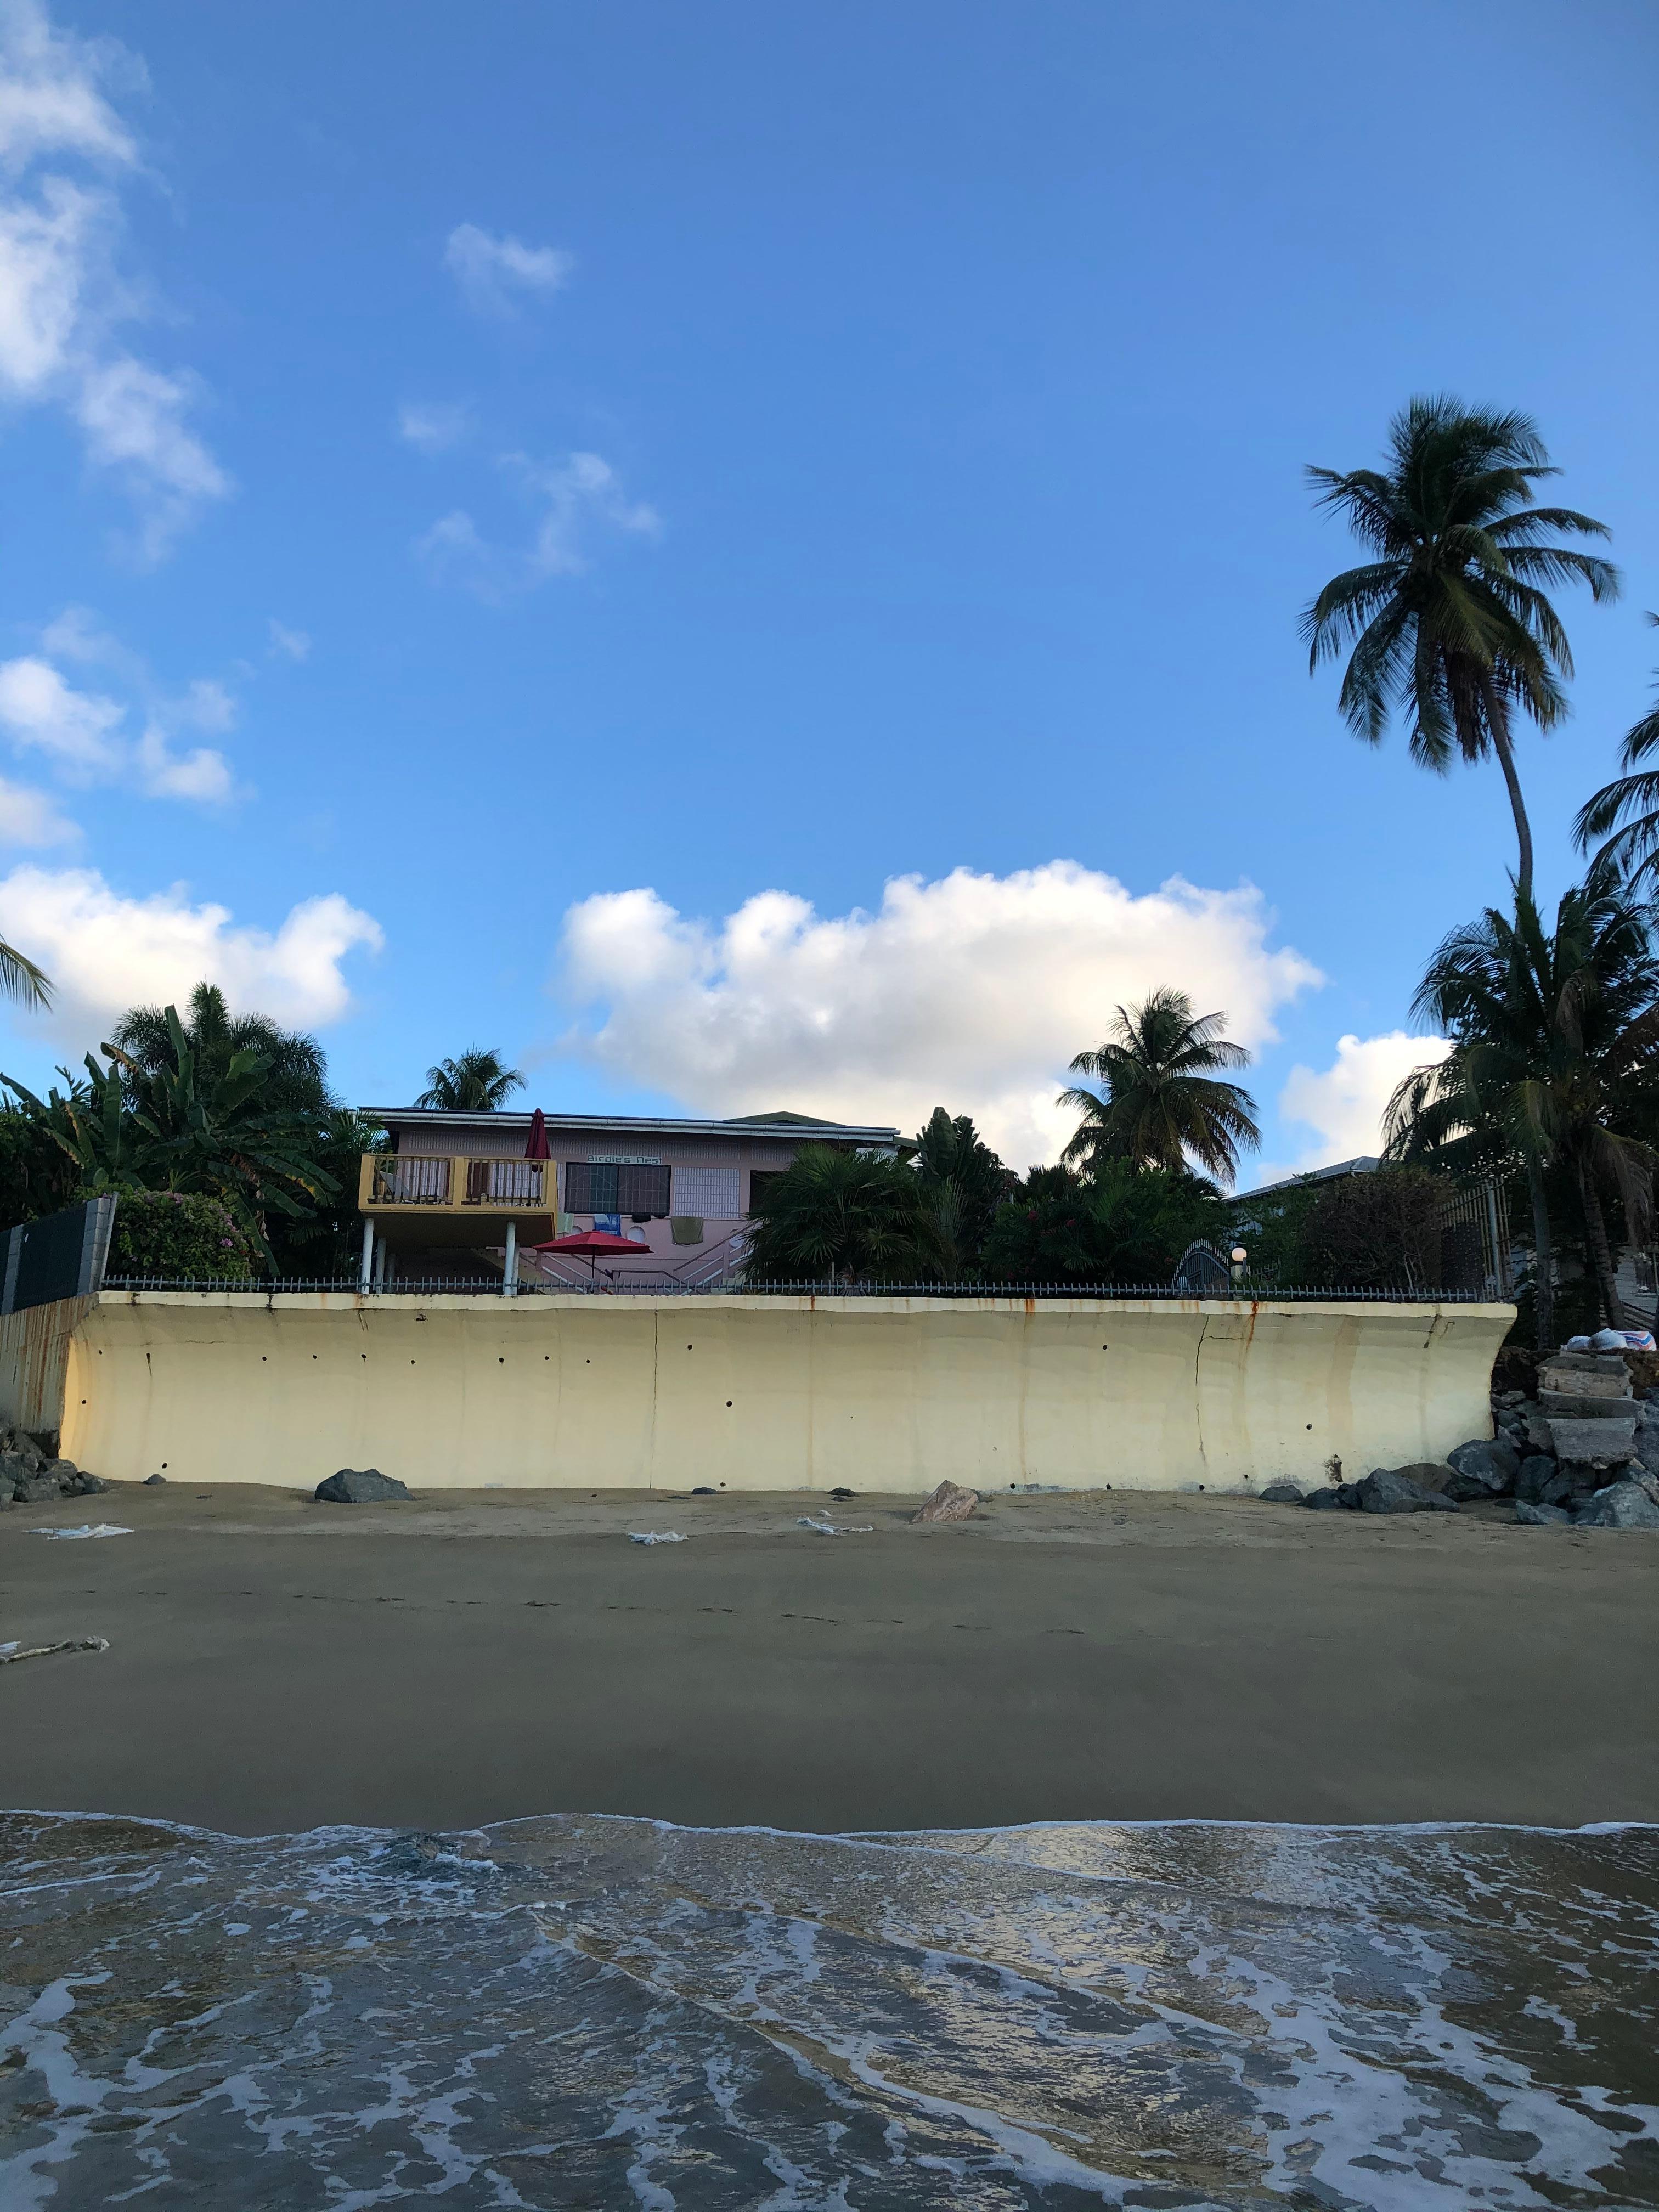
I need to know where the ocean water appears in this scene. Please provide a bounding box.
[1,1813,1656,2209]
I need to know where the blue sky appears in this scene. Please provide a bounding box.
[0,0,1654,1176]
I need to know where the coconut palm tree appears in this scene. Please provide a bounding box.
[1575,616,1659,888]
[1303,396,1618,901]
[1061,988,1260,1183]
[1386,878,1659,1338]
[111,983,331,1119]
[415,1047,524,1112]
[0,936,50,1009]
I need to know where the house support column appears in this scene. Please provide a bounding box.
[359,1218,374,1294]
[503,1219,518,1297]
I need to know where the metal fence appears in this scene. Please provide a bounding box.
[103,1273,1501,1302]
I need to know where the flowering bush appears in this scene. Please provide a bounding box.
[109,1191,255,1281]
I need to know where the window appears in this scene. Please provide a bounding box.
[748,1170,787,1213]
[672,1166,741,1220]
[563,1161,672,1217]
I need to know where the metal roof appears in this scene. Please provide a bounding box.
[362,1107,902,1144]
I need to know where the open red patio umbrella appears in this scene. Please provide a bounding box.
[532,1227,641,1285]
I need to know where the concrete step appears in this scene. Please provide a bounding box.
[1539,1390,1637,1421]
[1547,1415,1637,1470]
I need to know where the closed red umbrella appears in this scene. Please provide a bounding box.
[532,1226,641,1285]
[524,1108,550,1160]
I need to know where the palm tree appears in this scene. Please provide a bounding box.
[1303,396,1618,902]
[1061,988,1260,1183]
[0,936,50,1009]
[111,983,331,1119]
[1575,616,1659,888]
[744,1144,923,1283]
[1387,879,1659,1338]
[415,1047,524,1111]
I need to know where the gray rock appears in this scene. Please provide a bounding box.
[1514,1454,1561,1505]
[1515,1500,1573,1526]
[1523,1408,1558,1455]
[1446,1437,1520,1496]
[1302,1487,1345,1510]
[0,1449,39,1491]
[1538,1357,1630,1396]
[314,1466,411,1504]
[1574,1481,1659,1530]
[12,1474,65,1503]
[1389,1462,1454,1493]
[1548,1417,1638,1472]
[70,1472,109,1494]
[1258,1482,1304,1503]
[1538,1468,1574,1508]
[1334,1482,1363,1509]
[1358,1466,1460,1515]
[1630,1420,1659,1479]
[143,1472,167,1486]
[1539,1390,1638,1421]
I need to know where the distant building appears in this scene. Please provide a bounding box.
[355,1106,901,1286]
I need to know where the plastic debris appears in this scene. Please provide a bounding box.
[628,1530,686,1545]
[0,1635,108,1663]
[797,1516,874,1535]
[25,1524,133,1541]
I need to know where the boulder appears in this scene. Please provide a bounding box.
[1538,1357,1630,1396]
[1574,1481,1659,1530]
[913,1480,979,1524]
[1523,1408,1558,1456]
[1539,1390,1637,1421]
[70,1472,110,1495]
[1444,1437,1520,1499]
[1334,1482,1363,1509]
[12,1473,65,1503]
[1631,1416,1659,1480]
[1514,1454,1561,1505]
[1259,1482,1304,1503]
[1515,1501,1573,1526]
[0,1449,40,1492]
[1548,1417,1638,1472]
[143,1472,167,1486]
[314,1467,411,1504]
[1390,1461,1454,1494]
[1358,1466,1460,1515]
[1302,1487,1345,1510]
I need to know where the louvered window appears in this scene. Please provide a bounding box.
[563,1161,672,1217]
[671,1167,741,1219]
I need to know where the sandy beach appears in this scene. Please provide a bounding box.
[3,1482,1656,1835]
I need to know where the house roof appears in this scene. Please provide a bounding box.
[362,1107,902,1145]
[1229,1155,1381,1205]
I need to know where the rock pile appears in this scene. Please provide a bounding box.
[1259,1348,1659,1530]
[0,1426,110,1505]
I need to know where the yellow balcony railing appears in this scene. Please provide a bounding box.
[358,1154,553,1215]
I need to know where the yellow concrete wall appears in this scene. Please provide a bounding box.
[29,1290,1513,1493]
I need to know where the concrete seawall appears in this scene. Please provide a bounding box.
[4,1290,1514,1493]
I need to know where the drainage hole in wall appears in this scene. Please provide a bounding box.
[726,1400,733,1408]
[1306,1424,1312,1430]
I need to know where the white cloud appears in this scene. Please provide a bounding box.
[420,449,661,595]
[0,652,121,769]
[0,864,383,1042]
[397,399,470,453]
[0,1,228,557]
[0,624,238,802]
[443,222,572,315]
[1261,1030,1453,1183]
[266,619,311,662]
[0,772,75,844]
[552,862,1322,1169]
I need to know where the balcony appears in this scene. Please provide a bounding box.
[358,1153,556,1246]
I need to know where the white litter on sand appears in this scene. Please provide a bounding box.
[628,1531,687,1545]
[0,1635,108,1663]
[797,1517,875,1536]
[25,1525,133,1541]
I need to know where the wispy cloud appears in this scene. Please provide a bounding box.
[0,608,241,804]
[397,399,471,453]
[266,618,311,663]
[0,0,229,560]
[419,449,661,597]
[443,221,573,316]
[0,771,76,846]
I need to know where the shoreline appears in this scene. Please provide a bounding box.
[5,1486,1657,1837]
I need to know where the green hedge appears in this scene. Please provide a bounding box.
[109,1191,256,1280]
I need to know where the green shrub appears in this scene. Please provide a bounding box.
[110,1190,255,1281]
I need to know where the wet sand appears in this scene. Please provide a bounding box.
[3,1483,1656,1835]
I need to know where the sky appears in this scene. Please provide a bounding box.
[0,0,1654,1183]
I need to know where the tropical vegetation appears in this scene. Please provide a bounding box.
[416,1048,524,1111]
[1303,396,1617,902]
[1060,989,1259,1182]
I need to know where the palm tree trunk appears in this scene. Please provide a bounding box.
[1575,1159,1627,1328]
[1527,1161,1555,1351]
[1490,720,1535,905]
